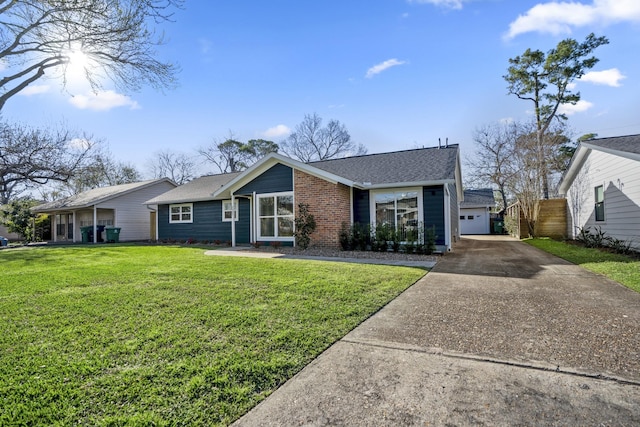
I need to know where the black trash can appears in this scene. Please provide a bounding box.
[96,225,105,242]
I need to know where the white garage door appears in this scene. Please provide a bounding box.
[460,208,489,234]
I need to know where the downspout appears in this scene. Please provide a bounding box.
[444,185,451,251]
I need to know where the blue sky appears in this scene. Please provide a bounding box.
[3,0,640,177]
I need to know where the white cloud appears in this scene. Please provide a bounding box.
[365,59,407,78]
[69,90,140,111]
[408,0,467,10]
[19,84,50,96]
[261,124,291,138]
[505,0,640,39]
[580,68,626,87]
[558,99,593,115]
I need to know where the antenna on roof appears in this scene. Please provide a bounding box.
[438,138,441,149]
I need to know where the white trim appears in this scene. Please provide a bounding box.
[169,203,193,224]
[255,191,295,241]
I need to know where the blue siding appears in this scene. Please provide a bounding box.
[236,163,293,195]
[158,199,250,243]
[423,185,446,245]
[353,189,370,224]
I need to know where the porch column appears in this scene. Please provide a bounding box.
[231,194,236,247]
[93,205,97,243]
[52,214,57,243]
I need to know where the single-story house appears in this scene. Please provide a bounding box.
[32,178,177,243]
[558,134,640,250]
[460,188,495,235]
[145,145,463,252]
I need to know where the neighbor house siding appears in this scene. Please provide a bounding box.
[158,201,230,242]
[423,185,446,246]
[353,188,370,225]
[294,170,351,248]
[97,181,176,241]
[565,150,640,249]
[236,164,293,195]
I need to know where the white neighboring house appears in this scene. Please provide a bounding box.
[460,189,495,235]
[32,179,177,243]
[558,134,640,250]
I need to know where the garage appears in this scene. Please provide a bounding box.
[460,207,490,234]
[460,189,495,235]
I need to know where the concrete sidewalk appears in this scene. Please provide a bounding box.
[233,236,640,426]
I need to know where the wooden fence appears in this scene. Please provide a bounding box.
[506,199,567,239]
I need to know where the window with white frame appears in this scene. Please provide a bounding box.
[257,193,294,239]
[169,203,193,223]
[594,185,605,222]
[222,200,238,222]
[371,189,422,240]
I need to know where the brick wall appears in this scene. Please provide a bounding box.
[294,170,351,248]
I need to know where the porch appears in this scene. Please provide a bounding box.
[50,207,115,243]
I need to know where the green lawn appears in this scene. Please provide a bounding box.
[0,245,426,426]
[525,238,640,293]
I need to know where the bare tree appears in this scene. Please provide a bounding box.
[281,113,366,162]
[0,0,182,111]
[147,150,195,185]
[59,148,142,195]
[466,121,520,212]
[0,121,96,204]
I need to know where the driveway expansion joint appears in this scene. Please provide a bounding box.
[341,337,640,387]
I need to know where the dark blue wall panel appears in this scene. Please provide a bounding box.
[158,198,250,243]
[236,163,293,195]
[423,185,445,245]
[353,188,370,224]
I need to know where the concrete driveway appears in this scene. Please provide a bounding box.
[234,236,640,426]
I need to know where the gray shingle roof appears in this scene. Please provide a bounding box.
[461,188,495,207]
[584,134,640,155]
[33,179,173,212]
[144,173,241,204]
[309,145,459,185]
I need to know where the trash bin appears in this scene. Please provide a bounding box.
[105,227,121,243]
[494,220,504,234]
[96,225,105,242]
[0,236,8,247]
[80,226,92,243]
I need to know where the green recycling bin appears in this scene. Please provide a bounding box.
[80,226,93,243]
[105,227,121,243]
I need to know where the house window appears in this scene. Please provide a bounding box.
[594,185,605,222]
[257,193,294,239]
[222,200,238,222]
[371,189,422,240]
[169,203,193,223]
